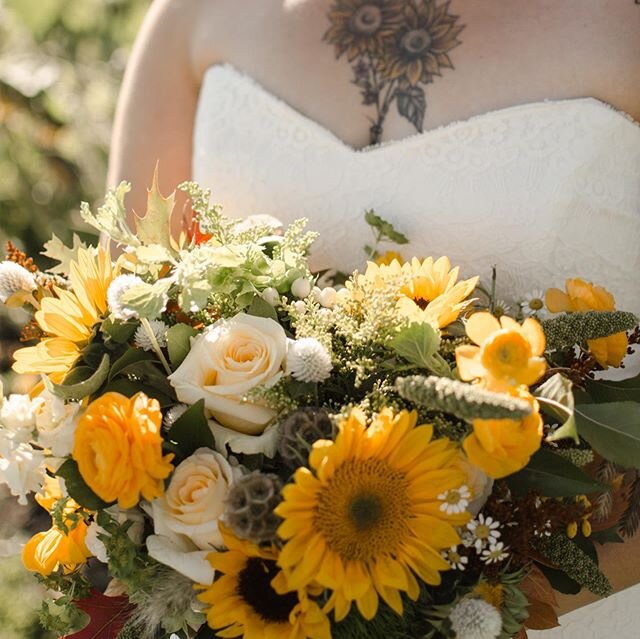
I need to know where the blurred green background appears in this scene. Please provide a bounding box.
[0,0,150,636]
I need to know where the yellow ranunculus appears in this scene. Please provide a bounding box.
[22,520,91,576]
[463,391,543,479]
[374,251,404,266]
[545,278,628,368]
[456,312,546,390]
[72,392,174,509]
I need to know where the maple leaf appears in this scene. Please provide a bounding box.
[63,589,132,639]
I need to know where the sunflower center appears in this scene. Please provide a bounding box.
[414,296,431,310]
[401,29,432,55]
[351,5,383,35]
[236,557,298,624]
[314,458,411,562]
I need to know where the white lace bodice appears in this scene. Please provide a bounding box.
[193,65,640,315]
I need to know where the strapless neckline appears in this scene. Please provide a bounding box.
[202,63,640,155]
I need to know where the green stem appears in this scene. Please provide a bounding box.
[140,317,172,375]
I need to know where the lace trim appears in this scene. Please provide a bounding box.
[203,63,640,154]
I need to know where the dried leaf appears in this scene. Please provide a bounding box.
[42,233,90,274]
[524,601,560,630]
[620,471,640,538]
[520,565,559,608]
[134,164,176,249]
[64,589,132,639]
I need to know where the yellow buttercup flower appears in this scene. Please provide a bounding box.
[13,246,115,376]
[545,278,628,368]
[363,256,478,328]
[374,251,404,266]
[72,392,174,509]
[275,408,468,622]
[463,390,543,479]
[22,478,91,576]
[197,527,331,639]
[456,312,546,390]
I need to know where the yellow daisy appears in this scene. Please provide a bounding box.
[13,246,115,376]
[197,528,331,639]
[275,408,469,622]
[455,312,546,390]
[545,278,628,368]
[363,256,478,328]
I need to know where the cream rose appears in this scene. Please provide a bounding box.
[168,313,288,434]
[146,448,237,584]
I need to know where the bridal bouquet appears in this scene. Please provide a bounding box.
[1,176,639,639]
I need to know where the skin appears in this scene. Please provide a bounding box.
[107,1,640,614]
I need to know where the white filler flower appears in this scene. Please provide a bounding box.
[107,274,144,320]
[449,597,503,639]
[134,320,168,351]
[287,337,333,383]
[0,261,36,303]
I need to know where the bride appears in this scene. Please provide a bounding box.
[108,0,640,636]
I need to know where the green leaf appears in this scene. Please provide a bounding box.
[133,166,176,249]
[247,295,278,321]
[586,374,640,404]
[166,323,197,368]
[168,399,214,458]
[590,527,624,545]
[506,448,607,497]
[109,348,155,381]
[101,317,138,344]
[119,279,171,320]
[62,366,95,386]
[56,459,110,511]
[44,354,110,401]
[575,401,640,469]
[537,374,579,444]
[101,379,174,408]
[537,564,581,596]
[390,323,452,376]
[364,209,409,245]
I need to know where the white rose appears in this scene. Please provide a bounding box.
[0,433,46,505]
[0,394,40,438]
[150,448,236,550]
[33,391,80,458]
[168,313,288,434]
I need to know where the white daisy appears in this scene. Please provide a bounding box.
[520,289,548,318]
[438,484,471,515]
[442,545,469,571]
[467,514,501,551]
[491,299,512,318]
[481,541,509,565]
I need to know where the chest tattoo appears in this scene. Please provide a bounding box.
[324,0,464,145]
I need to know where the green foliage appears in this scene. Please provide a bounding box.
[56,458,110,510]
[167,323,197,368]
[363,209,409,259]
[586,373,640,403]
[168,399,215,459]
[390,323,452,377]
[538,373,579,444]
[542,311,638,351]
[396,375,532,422]
[43,353,110,400]
[506,448,606,498]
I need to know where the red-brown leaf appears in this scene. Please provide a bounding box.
[520,564,559,608]
[63,589,132,639]
[524,601,561,630]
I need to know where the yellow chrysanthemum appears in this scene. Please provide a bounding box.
[463,389,543,479]
[197,528,331,639]
[455,312,546,390]
[275,408,469,622]
[363,256,478,328]
[545,278,628,368]
[13,246,115,376]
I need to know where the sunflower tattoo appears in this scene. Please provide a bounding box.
[324,0,464,145]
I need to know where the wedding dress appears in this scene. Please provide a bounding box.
[192,64,640,638]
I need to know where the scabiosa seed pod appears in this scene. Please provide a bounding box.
[286,337,333,383]
[0,261,37,303]
[134,319,169,351]
[224,472,283,545]
[449,597,503,639]
[277,408,334,467]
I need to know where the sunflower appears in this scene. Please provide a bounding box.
[324,0,405,61]
[275,408,469,621]
[13,246,115,377]
[455,312,547,390]
[380,0,464,86]
[363,256,478,328]
[197,528,330,639]
[545,278,628,368]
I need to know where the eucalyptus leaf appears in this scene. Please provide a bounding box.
[56,459,110,511]
[586,374,640,404]
[168,399,215,458]
[247,295,278,321]
[575,401,640,469]
[506,448,607,497]
[43,354,110,401]
[167,323,197,368]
